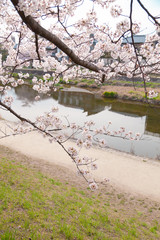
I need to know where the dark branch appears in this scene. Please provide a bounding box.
[35,34,41,62]
[137,0,160,26]
[130,0,147,97]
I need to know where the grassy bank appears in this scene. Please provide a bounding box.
[65,78,160,104]
[0,148,160,239]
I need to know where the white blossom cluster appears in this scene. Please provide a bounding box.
[148,90,158,99]
[1,0,160,84]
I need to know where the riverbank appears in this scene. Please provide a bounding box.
[1,118,160,238]
[1,145,160,239]
[75,79,160,105]
[96,85,160,104]
[13,69,160,105]
[0,120,160,202]
[61,79,160,106]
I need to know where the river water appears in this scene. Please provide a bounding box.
[1,85,160,159]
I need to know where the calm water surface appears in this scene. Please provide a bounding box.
[1,85,160,159]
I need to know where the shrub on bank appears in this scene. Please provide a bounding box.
[103,91,118,98]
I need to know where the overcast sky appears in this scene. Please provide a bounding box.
[29,0,159,36]
[113,0,160,34]
[71,0,160,35]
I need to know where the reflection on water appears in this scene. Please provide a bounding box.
[1,85,160,159]
[58,88,108,115]
[109,101,160,136]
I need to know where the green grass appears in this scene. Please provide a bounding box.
[125,90,160,101]
[0,156,160,239]
[105,79,160,88]
[81,79,95,85]
[128,90,145,98]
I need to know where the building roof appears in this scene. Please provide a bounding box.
[122,35,146,44]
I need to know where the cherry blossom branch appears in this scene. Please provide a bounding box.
[137,0,160,26]
[10,0,102,75]
[57,6,77,46]
[54,63,75,82]
[0,31,21,43]
[0,100,98,188]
